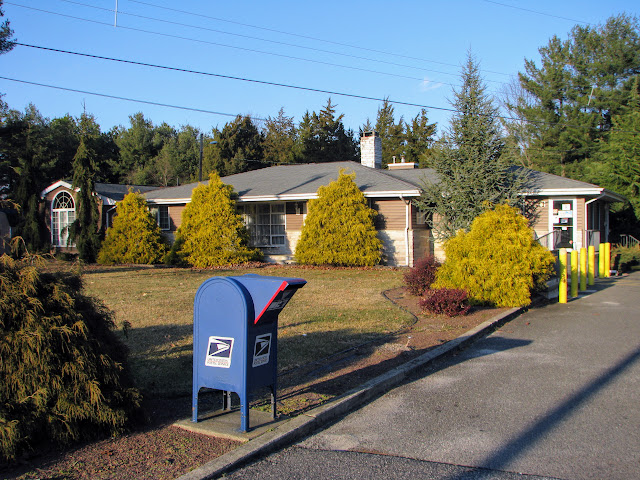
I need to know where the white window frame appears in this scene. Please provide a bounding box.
[243,203,286,247]
[51,191,76,247]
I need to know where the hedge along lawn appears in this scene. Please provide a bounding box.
[82,265,413,398]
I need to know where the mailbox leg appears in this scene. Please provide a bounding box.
[271,386,277,420]
[192,386,199,423]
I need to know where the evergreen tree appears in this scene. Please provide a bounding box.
[597,77,640,219]
[374,98,405,167]
[0,255,141,461]
[415,53,522,240]
[210,115,264,175]
[69,113,101,262]
[509,14,640,177]
[295,170,381,266]
[263,107,297,165]
[174,173,260,267]
[97,191,167,265]
[297,99,359,163]
[113,113,164,183]
[405,109,437,166]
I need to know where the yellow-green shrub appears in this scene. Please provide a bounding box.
[175,173,260,267]
[294,170,382,266]
[433,204,555,307]
[97,191,167,265]
[0,256,141,462]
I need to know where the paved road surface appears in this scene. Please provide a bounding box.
[225,273,640,479]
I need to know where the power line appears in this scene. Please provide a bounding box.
[14,43,460,114]
[480,0,592,25]
[14,43,637,135]
[126,0,513,78]
[0,75,266,121]
[6,2,470,88]
[58,0,492,82]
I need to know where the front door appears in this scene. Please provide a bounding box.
[551,199,575,249]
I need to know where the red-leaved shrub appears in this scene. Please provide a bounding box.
[419,288,471,317]
[403,255,441,296]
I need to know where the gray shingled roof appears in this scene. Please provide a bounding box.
[145,161,422,202]
[95,183,160,202]
[143,162,624,203]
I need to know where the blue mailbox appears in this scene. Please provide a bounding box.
[192,274,306,432]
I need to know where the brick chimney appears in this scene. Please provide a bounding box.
[360,131,381,169]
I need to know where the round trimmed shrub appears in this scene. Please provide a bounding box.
[433,204,555,307]
[419,288,471,317]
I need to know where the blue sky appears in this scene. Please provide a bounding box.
[1,0,638,136]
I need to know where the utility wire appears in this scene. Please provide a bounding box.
[7,2,469,88]
[480,0,592,25]
[0,75,265,121]
[58,0,495,82]
[14,43,459,114]
[126,0,512,78]
[14,43,637,135]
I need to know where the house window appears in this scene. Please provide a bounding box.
[51,191,76,247]
[150,205,170,230]
[243,203,286,246]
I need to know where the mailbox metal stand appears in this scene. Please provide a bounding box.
[192,274,306,432]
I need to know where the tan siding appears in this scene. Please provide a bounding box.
[530,198,549,236]
[286,212,304,230]
[576,197,585,231]
[372,199,407,230]
[168,204,186,230]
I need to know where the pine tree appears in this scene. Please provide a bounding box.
[415,53,522,240]
[510,14,640,177]
[69,113,101,263]
[405,108,436,166]
[97,191,167,265]
[297,99,359,163]
[598,77,640,219]
[263,107,297,165]
[295,170,381,266]
[374,98,405,167]
[174,173,260,267]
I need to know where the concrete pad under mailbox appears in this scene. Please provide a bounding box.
[174,408,290,442]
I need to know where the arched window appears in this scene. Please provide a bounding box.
[51,191,76,247]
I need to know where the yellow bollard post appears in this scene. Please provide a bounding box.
[604,242,611,277]
[559,248,568,304]
[599,243,605,278]
[580,247,587,291]
[571,250,579,297]
[588,245,595,285]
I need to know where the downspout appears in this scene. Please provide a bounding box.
[400,195,411,267]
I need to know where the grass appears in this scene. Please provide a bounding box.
[81,264,413,397]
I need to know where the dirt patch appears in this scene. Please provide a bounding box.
[3,287,509,480]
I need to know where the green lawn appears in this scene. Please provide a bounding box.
[82,265,413,396]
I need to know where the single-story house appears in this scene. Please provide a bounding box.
[143,132,624,266]
[40,181,158,252]
[40,132,624,265]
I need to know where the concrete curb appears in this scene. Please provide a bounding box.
[176,306,523,480]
